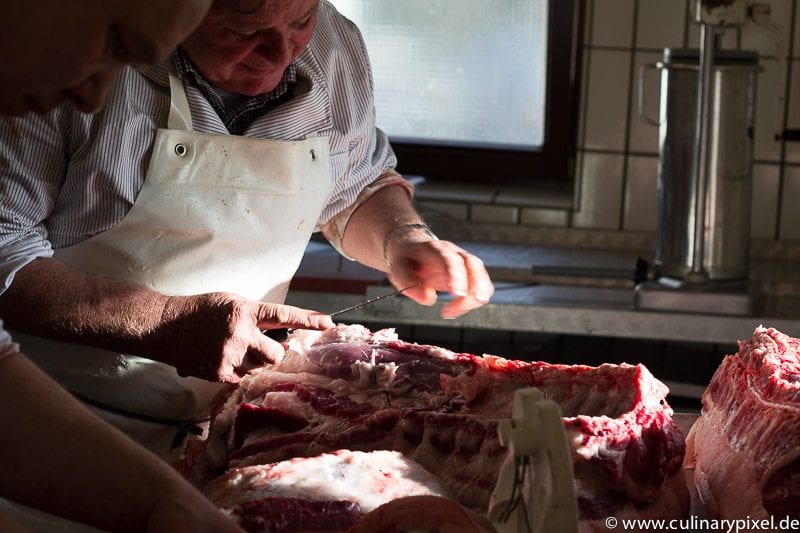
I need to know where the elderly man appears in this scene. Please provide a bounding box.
[0,0,245,530]
[0,0,494,457]
[0,0,211,115]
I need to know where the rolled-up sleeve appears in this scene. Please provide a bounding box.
[322,169,414,256]
[0,320,19,362]
[0,113,68,294]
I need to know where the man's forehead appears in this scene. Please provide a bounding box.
[220,0,319,16]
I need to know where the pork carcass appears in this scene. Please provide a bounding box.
[191,324,688,530]
[686,326,800,523]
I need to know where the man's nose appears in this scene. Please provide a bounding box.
[64,67,121,113]
[256,30,292,67]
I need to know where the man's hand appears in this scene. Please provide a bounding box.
[332,179,494,319]
[149,293,334,382]
[385,237,494,319]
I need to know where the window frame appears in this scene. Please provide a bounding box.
[390,0,585,188]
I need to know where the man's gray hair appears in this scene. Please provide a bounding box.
[218,0,265,15]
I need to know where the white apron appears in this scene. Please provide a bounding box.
[14,70,332,457]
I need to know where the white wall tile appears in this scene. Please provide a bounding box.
[417,200,469,222]
[628,51,663,155]
[590,0,635,48]
[637,0,686,50]
[623,155,659,232]
[470,204,519,225]
[721,28,739,50]
[754,57,786,162]
[495,188,572,209]
[741,0,792,59]
[571,151,625,229]
[787,59,800,163]
[520,207,570,227]
[778,165,800,240]
[581,49,631,151]
[415,182,496,203]
[750,163,780,239]
[685,15,698,48]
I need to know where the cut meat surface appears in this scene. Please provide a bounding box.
[686,326,800,522]
[350,495,493,533]
[190,324,687,530]
[204,450,449,531]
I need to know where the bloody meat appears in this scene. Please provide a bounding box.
[187,324,688,531]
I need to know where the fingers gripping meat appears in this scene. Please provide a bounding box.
[150,294,333,382]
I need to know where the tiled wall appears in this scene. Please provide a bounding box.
[418,0,800,242]
[577,0,799,238]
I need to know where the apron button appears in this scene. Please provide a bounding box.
[309,149,316,161]
[174,143,188,157]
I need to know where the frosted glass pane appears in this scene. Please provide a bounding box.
[330,0,548,150]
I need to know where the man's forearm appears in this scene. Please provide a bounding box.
[337,183,427,271]
[0,352,177,530]
[0,257,167,354]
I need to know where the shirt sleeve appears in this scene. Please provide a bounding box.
[0,321,20,362]
[322,169,414,258]
[0,112,69,294]
[312,5,400,232]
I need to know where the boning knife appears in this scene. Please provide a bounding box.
[263,283,419,342]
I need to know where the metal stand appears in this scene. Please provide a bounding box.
[684,22,716,285]
[634,1,757,316]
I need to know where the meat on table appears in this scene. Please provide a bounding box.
[182,324,690,532]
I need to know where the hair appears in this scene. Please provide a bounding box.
[216,0,265,15]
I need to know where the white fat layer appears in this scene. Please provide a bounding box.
[350,360,399,389]
[207,450,447,512]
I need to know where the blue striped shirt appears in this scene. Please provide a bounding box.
[174,47,298,136]
[0,0,397,294]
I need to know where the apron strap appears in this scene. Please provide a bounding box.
[167,64,193,132]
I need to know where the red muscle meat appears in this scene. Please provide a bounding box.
[686,326,800,522]
[191,324,687,531]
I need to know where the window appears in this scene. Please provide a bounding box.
[330,0,583,188]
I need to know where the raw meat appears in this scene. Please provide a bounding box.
[686,326,800,522]
[191,324,687,530]
[204,450,453,531]
[351,494,492,533]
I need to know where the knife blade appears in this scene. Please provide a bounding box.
[263,283,419,342]
[328,282,419,319]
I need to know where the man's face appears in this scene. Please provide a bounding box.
[0,0,210,116]
[181,0,320,96]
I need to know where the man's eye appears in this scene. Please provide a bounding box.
[229,28,258,40]
[291,15,312,30]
